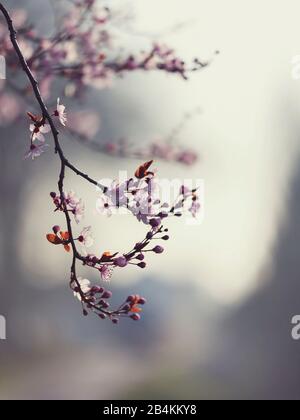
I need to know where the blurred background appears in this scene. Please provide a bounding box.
[1,0,300,400]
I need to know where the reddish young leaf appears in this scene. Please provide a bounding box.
[134,160,154,179]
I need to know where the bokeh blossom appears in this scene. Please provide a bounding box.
[0,1,207,165]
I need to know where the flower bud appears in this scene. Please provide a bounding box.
[111,318,119,324]
[136,254,144,261]
[138,297,146,305]
[50,192,56,199]
[153,245,164,254]
[150,218,161,228]
[102,290,112,299]
[162,235,169,240]
[52,225,60,234]
[114,256,127,267]
[131,313,141,321]
[98,313,106,319]
[138,262,146,269]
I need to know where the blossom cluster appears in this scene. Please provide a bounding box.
[0,2,207,95]
[73,281,146,323]
[97,160,200,223]
[102,140,198,166]
[46,160,200,323]
[0,1,207,164]
[25,98,66,160]
[51,190,85,224]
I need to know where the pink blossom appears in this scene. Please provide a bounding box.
[65,190,80,208]
[150,142,174,161]
[176,150,198,165]
[0,93,21,125]
[189,200,200,217]
[18,39,33,60]
[54,98,67,126]
[62,41,78,64]
[30,123,51,142]
[74,199,85,224]
[24,143,49,160]
[99,264,114,282]
[129,179,161,223]
[64,191,85,222]
[11,9,27,29]
[106,180,128,207]
[73,277,91,301]
[96,196,113,217]
[79,226,94,255]
[67,110,100,139]
[93,4,109,24]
